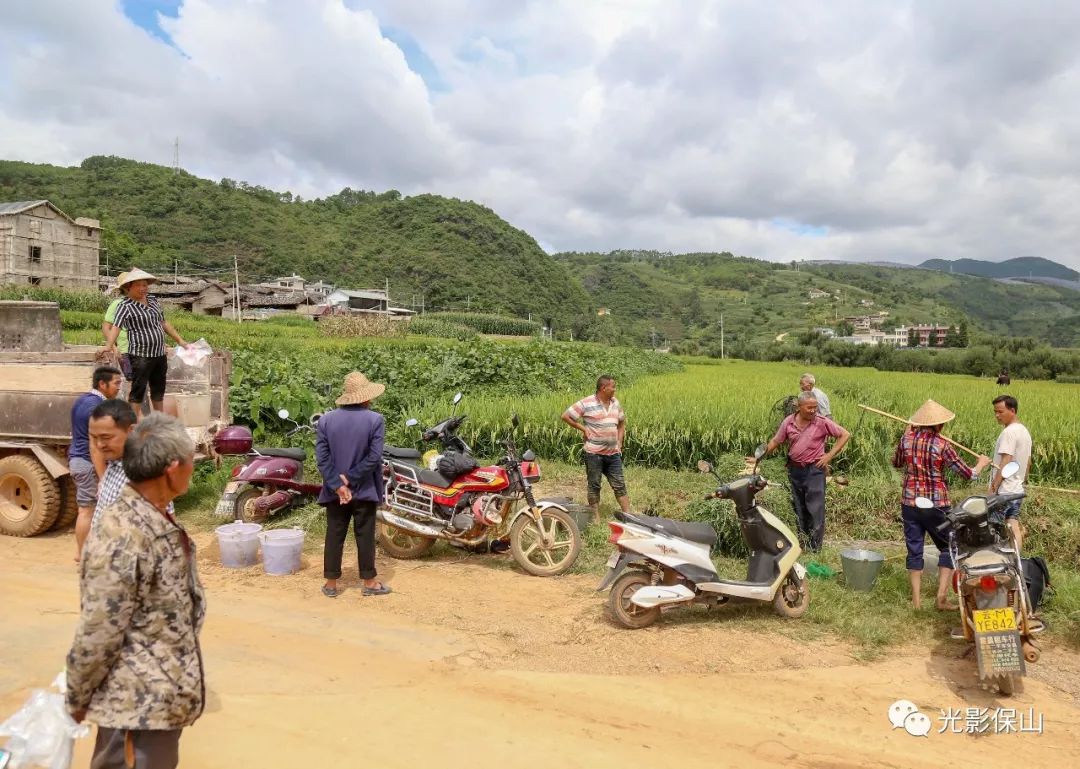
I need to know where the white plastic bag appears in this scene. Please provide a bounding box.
[175,337,213,368]
[0,673,89,769]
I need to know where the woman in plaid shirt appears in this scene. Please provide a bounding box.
[892,400,989,610]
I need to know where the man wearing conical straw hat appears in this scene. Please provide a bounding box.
[315,371,391,599]
[892,399,990,610]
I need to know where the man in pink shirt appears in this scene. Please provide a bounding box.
[764,391,850,552]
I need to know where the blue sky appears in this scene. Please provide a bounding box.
[121,0,181,46]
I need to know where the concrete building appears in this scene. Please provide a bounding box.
[808,288,830,300]
[0,201,100,290]
[326,288,389,313]
[260,274,307,291]
[882,326,910,347]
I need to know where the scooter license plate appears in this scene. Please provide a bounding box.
[606,553,619,568]
[972,608,1017,633]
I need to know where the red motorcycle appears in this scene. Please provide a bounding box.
[377,398,583,577]
[213,409,322,521]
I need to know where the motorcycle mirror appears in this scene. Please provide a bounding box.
[277,409,290,420]
[696,460,713,474]
[309,413,321,425]
[1001,460,1020,480]
[452,392,463,405]
[914,496,935,509]
[406,418,419,427]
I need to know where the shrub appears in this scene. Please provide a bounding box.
[408,317,479,341]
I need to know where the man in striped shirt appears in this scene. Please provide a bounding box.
[104,269,191,415]
[562,375,630,516]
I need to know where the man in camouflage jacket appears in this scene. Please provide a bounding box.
[66,413,205,769]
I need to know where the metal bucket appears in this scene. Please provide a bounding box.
[840,549,885,591]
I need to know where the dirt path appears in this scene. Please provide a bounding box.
[3,531,1079,768]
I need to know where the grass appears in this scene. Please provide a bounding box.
[176,452,1080,655]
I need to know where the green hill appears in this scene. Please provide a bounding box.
[555,251,1080,349]
[0,156,590,326]
[919,256,1078,280]
[4,155,1079,349]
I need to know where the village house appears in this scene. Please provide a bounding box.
[0,200,100,290]
[260,274,307,291]
[907,323,952,347]
[808,288,830,300]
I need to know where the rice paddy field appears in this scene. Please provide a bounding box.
[414,360,1080,487]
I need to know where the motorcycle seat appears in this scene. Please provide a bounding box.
[618,512,717,547]
[416,468,456,489]
[963,550,1011,570]
[384,445,422,460]
[255,447,306,461]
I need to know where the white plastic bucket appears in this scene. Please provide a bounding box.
[215,521,262,568]
[260,528,304,575]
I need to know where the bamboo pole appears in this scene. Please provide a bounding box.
[857,404,1079,496]
[856,403,995,466]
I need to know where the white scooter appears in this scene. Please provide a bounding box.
[597,445,809,629]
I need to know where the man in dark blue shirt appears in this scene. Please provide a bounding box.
[70,366,123,559]
[315,371,389,599]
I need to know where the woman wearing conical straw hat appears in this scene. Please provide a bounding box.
[891,400,990,610]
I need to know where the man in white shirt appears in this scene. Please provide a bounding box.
[799,373,831,419]
[989,394,1032,550]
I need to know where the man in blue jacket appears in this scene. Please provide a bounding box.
[315,371,390,599]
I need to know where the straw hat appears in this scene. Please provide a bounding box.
[111,271,131,294]
[116,268,158,290]
[335,371,385,405]
[908,399,955,427]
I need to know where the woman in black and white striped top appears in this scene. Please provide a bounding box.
[104,269,190,413]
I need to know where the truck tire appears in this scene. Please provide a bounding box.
[52,475,80,531]
[0,455,62,537]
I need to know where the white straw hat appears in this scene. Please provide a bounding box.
[116,268,159,289]
[908,399,956,427]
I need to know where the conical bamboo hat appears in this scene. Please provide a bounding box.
[908,399,955,427]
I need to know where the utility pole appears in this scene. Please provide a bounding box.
[174,259,178,284]
[466,295,471,311]
[173,137,180,175]
[233,254,242,324]
[720,314,724,359]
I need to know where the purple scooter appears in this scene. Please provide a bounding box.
[213,409,323,522]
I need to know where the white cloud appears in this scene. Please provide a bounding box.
[1,0,1078,268]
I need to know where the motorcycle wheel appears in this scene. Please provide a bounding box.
[376,522,436,559]
[773,571,810,618]
[608,570,660,629]
[234,487,267,523]
[509,508,581,577]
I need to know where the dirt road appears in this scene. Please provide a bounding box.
[3,531,1079,768]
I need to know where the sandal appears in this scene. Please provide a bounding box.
[361,582,392,596]
[321,585,339,599]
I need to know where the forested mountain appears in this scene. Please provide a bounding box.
[3,156,1079,348]
[554,251,1080,349]
[0,156,590,325]
[920,256,1078,280]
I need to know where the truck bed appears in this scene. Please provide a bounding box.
[0,345,231,447]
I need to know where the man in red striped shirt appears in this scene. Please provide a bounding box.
[892,400,989,609]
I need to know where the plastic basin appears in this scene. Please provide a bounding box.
[840,548,885,592]
[215,521,262,568]
[260,529,304,575]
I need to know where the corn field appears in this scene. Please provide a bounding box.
[409,362,1080,486]
[423,312,541,336]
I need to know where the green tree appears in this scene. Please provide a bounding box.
[908,327,919,347]
[958,320,969,348]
